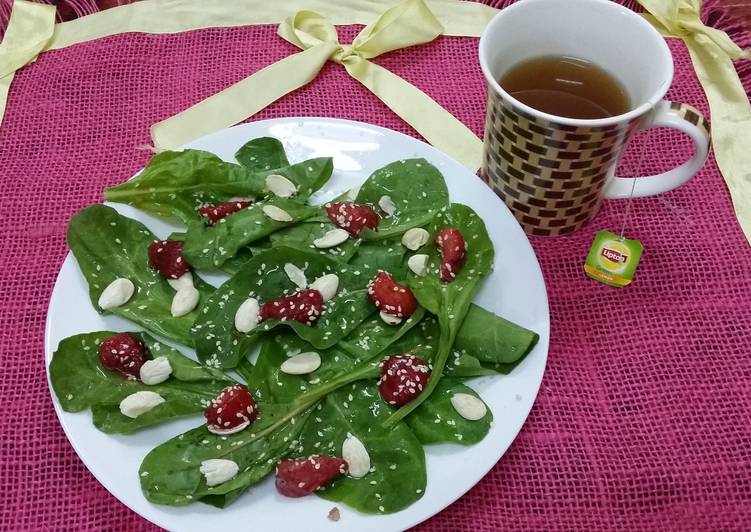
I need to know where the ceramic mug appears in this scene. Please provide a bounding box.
[479,0,710,236]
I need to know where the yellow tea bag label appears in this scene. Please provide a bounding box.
[584,231,643,287]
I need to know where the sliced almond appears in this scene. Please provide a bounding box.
[265,174,297,198]
[401,228,429,251]
[234,297,260,333]
[309,274,339,302]
[262,205,293,222]
[283,263,307,289]
[378,195,398,217]
[171,286,200,317]
[167,271,193,291]
[98,278,135,310]
[280,351,321,375]
[379,311,402,326]
[342,434,370,478]
[313,228,349,249]
[200,459,239,487]
[119,391,165,418]
[407,254,429,276]
[450,393,487,421]
[139,356,173,385]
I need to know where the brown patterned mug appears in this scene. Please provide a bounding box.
[479,0,710,236]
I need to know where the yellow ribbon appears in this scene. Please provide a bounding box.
[151,0,484,169]
[639,0,751,245]
[0,0,55,126]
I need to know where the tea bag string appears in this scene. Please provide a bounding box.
[619,129,652,239]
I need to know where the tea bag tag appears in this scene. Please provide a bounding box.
[584,231,643,287]
[584,131,649,287]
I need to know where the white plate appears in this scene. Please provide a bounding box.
[45,118,549,532]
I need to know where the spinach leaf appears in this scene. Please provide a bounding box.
[298,382,426,514]
[49,331,232,433]
[182,198,318,270]
[385,204,494,427]
[191,247,377,368]
[376,306,537,378]
[268,220,360,262]
[355,159,448,240]
[104,149,333,224]
[235,137,289,171]
[405,378,491,445]
[67,205,214,345]
[247,331,364,405]
[337,307,426,360]
[104,150,257,224]
[169,231,258,276]
[455,304,539,365]
[139,402,314,507]
[347,237,408,279]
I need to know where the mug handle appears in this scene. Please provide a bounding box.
[604,101,710,199]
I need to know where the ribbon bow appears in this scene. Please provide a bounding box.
[638,0,751,246]
[151,0,483,170]
[641,0,750,60]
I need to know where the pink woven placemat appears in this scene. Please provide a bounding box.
[1,1,750,530]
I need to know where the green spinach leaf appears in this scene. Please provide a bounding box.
[104,150,257,224]
[268,220,360,262]
[191,247,377,368]
[355,159,448,239]
[235,137,289,171]
[406,378,491,445]
[67,205,214,345]
[337,307,426,360]
[247,331,364,404]
[385,204,494,426]
[182,198,318,270]
[139,402,314,507]
[347,237,408,279]
[49,331,232,433]
[298,382,426,514]
[104,149,332,224]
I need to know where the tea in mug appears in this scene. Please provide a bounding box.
[499,55,630,119]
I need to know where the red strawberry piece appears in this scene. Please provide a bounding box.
[259,289,324,326]
[147,240,191,279]
[367,271,417,318]
[275,456,348,498]
[379,354,431,406]
[325,202,380,237]
[198,200,253,225]
[204,384,258,435]
[436,227,467,282]
[98,333,147,380]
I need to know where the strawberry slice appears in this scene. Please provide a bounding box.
[198,200,253,225]
[147,240,191,279]
[259,289,324,326]
[367,271,417,318]
[325,202,379,237]
[204,384,258,435]
[436,227,466,282]
[379,354,431,406]
[276,456,348,497]
[98,333,147,380]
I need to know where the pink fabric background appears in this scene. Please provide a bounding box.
[1,0,750,530]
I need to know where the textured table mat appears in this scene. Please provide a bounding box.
[1,1,750,530]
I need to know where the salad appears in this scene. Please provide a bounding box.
[49,137,539,515]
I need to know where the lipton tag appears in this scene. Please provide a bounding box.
[584,230,643,287]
